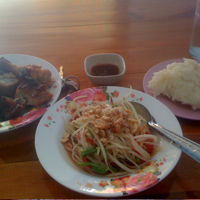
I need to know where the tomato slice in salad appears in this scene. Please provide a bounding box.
[143,138,154,154]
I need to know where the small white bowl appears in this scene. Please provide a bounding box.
[84,53,126,85]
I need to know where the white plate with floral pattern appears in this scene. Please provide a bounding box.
[35,86,182,197]
[0,54,62,133]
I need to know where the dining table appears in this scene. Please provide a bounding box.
[0,0,200,199]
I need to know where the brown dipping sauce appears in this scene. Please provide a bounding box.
[90,63,120,76]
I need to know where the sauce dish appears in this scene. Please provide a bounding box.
[84,53,126,85]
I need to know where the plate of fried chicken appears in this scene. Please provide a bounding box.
[0,54,62,133]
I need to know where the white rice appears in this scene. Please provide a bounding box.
[148,58,200,110]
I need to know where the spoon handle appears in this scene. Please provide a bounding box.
[149,121,200,163]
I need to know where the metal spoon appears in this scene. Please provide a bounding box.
[130,101,200,163]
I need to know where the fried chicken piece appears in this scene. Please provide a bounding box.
[0,72,19,97]
[0,57,52,87]
[15,76,53,107]
[1,96,25,120]
[20,64,52,87]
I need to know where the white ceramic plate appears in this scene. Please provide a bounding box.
[35,86,182,197]
[0,54,62,133]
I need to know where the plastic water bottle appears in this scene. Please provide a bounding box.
[189,0,200,60]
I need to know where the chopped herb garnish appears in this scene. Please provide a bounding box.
[81,146,97,157]
[78,162,108,175]
[135,157,142,164]
[88,128,94,139]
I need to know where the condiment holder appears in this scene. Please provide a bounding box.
[84,53,126,85]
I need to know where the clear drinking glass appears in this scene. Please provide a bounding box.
[189,0,200,60]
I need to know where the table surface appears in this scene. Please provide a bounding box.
[0,0,200,199]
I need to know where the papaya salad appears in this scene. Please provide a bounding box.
[60,97,159,176]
